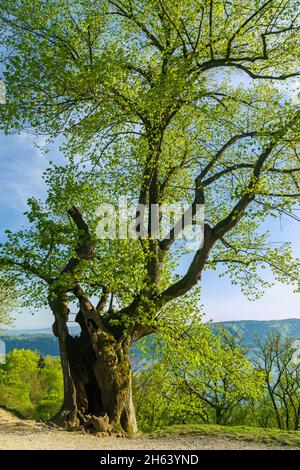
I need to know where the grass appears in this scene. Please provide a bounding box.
[149,424,300,448]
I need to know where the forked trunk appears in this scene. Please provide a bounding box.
[49,296,137,436]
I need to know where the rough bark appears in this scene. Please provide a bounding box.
[48,293,79,430]
[48,297,137,436]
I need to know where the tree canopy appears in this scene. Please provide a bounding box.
[0,1,299,315]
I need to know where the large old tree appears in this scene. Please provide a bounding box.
[0,1,300,434]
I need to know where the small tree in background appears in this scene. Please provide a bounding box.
[254,332,300,431]
[134,303,264,430]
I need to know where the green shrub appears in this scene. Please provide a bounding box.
[0,349,63,420]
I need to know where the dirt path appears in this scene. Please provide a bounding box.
[0,408,293,450]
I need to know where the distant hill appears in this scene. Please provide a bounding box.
[211,318,300,346]
[0,334,60,356]
[1,318,300,357]
[4,326,80,336]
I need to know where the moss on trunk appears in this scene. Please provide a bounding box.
[49,300,137,436]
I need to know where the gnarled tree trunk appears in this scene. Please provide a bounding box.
[48,295,137,436]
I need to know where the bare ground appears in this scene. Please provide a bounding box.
[0,408,294,450]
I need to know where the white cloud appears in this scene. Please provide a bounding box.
[0,135,47,211]
[0,133,64,216]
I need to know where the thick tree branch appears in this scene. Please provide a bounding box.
[159,132,256,252]
[96,286,110,313]
[158,111,299,304]
[199,59,300,80]
[61,206,94,276]
[212,143,276,239]
[158,223,215,304]
[198,131,257,181]
[226,0,273,59]
[108,1,165,52]
[73,284,103,330]
[213,112,300,240]
[202,163,300,187]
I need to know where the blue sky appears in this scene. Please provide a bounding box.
[0,130,299,330]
